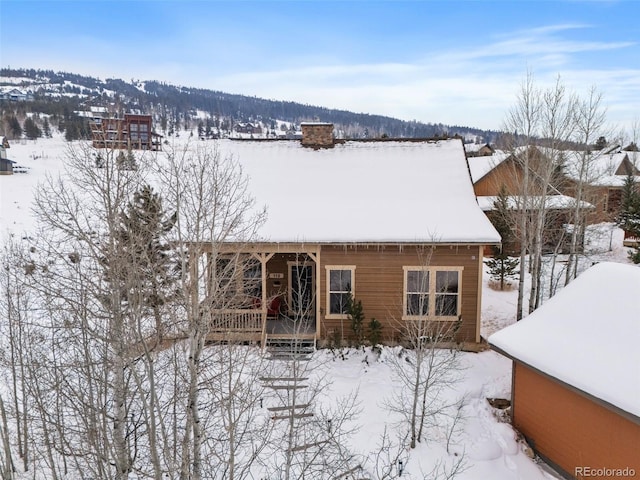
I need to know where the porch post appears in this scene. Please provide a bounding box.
[253,252,274,346]
[309,247,322,343]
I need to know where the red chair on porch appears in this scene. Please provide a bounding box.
[267,295,282,319]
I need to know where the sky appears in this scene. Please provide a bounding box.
[1,0,639,133]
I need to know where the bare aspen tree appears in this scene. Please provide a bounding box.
[154,141,265,479]
[0,239,32,474]
[0,394,14,479]
[527,77,575,311]
[502,74,610,315]
[564,86,608,284]
[503,72,541,320]
[12,140,187,479]
[385,319,462,450]
[377,246,466,480]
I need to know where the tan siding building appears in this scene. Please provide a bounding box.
[193,127,500,346]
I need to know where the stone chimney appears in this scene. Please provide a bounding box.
[301,122,334,148]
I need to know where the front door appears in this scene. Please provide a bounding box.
[288,262,315,318]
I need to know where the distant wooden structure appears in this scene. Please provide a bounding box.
[90,113,162,151]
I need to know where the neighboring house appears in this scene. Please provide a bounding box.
[469,148,590,254]
[90,113,162,151]
[489,262,640,479]
[464,142,495,158]
[561,150,640,222]
[197,124,501,347]
[0,138,14,175]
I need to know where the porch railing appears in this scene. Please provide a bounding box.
[210,309,264,333]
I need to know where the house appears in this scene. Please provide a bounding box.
[464,142,495,158]
[90,113,162,151]
[469,148,591,254]
[0,138,15,175]
[0,87,34,102]
[234,122,263,135]
[561,150,640,222]
[195,124,501,347]
[489,262,640,479]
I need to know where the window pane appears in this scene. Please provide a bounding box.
[436,271,458,294]
[407,293,429,316]
[435,295,457,316]
[244,262,262,298]
[330,292,350,314]
[407,270,429,293]
[330,270,351,292]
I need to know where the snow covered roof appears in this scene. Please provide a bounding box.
[220,138,501,244]
[0,136,500,245]
[562,150,638,186]
[489,262,640,419]
[477,195,594,212]
[468,153,509,184]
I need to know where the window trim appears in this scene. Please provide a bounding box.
[402,266,463,321]
[325,265,356,320]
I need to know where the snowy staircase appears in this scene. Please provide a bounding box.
[263,335,316,361]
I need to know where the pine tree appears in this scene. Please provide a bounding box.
[42,117,52,137]
[7,116,22,139]
[109,184,179,339]
[23,117,42,140]
[617,174,640,263]
[485,255,520,290]
[64,122,77,141]
[485,185,520,289]
[347,295,365,345]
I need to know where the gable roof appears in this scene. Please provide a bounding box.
[468,152,510,184]
[561,150,639,186]
[219,138,501,244]
[489,262,640,420]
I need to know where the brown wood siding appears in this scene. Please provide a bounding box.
[318,245,481,344]
[512,362,640,479]
[473,157,527,197]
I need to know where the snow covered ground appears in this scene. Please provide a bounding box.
[1,135,634,478]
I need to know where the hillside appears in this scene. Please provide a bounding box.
[0,67,500,142]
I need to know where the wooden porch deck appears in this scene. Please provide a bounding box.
[207,309,315,344]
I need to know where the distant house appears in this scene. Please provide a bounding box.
[489,262,640,479]
[0,87,34,102]
[90,113,162,151]
[464,142,495,158]
[561,150,640,222]
[234,122,262,135]
[194,124,501,347]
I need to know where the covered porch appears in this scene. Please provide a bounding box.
[198,244,321,345]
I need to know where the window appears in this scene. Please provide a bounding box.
[243,260,262,300]
[326,266,355,318]
[403,267,462,320]
[214,256,262,307]
[406,270,429,316]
